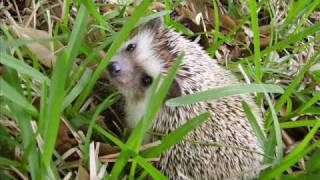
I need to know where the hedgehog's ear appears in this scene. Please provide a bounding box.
[167,78,182,99]
[140,17,164,33]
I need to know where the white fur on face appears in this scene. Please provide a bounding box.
[120,29,164,129]
[125,29,164,78]
[125,97,146,129]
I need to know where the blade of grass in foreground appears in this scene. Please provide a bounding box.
[280,120,319,129]
[282,92,320,121]
[265,52,320,127]
[140,53,185,146]
[264,92,283,166]
[283,0,310,31]
[128,75,162,149]
[143,112,210,158]
[263,127,276,165]
[108,75,162,179]
[261,120,320,179]
[134,156,167,180]
[63,0,71,26]
[0,36,65,49]
[94,126,167,180]
[163,0,171,24]
[82,0,114,33]
[212,0,220,50]
[38,82,48,136]
[260,23,320,57]
[63,68,92,109]
[166,84,284,107]
[0,78,39,117]
[242,101,266,149]
[0,156,21,168]
[110,53,184,179]
[42,4,89,169]
[248,0,262,82]
[2,67,40,179]
[82,92,120,164]
[242,22,320,64]
[306,148,320,173]
[138,11,171,27]
[0,53,50,84]
[73,0,154,113]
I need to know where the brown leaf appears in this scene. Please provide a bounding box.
[282,130,295,147]
[98,143,120,156]
[32,96,41,110]
[0,66,3,76]
[56,121,78,157]
[260,36,271,49]
[75,165,90,180]
[235,32,247,43]
[220,14,237,32]
[259,25,271,37]
[149,2,166,11]
[100,4,117,14]
[230,46,241,59]
[10,24,63,67]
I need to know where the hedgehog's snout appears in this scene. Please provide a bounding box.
[107,61,121,77]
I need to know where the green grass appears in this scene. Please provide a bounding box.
[166,83,284,106]
[0,0,319,179]
[42,4,89,175]
[248,0,263,82]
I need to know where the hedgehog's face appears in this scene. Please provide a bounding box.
[107,18,182,102]
[106,28,163,100]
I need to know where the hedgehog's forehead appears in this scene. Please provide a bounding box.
[125,29,156,51]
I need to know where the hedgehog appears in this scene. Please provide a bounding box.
[106,18,264,179]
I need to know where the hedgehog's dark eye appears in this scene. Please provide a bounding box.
[126,43,136,52]
[141,74,153,87]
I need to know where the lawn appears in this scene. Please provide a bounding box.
[0,0,319,179]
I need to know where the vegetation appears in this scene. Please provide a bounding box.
[0,0,319,179]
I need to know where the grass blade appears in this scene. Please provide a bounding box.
[142,53,185,142]
[0,156,21,168]
[63,0,72,26]
[284,0,311,30]
[260,23,320,57]
[143,112,211,158]
[94,125,167,179]
[82,0,114,33]
[2,67,40,179]
[280,120,319,129]
[306,148,320,173]
[282,93,320,121]
[242,101,266,149]
[134,156,167,180]
[0,36,64,49]
[266,52,320,127]
[265,92,283,165]
[63,68,92,109]
[0,77,38,117]
[261,120,320,179]
[42,4,89,168]
[38,82,48,136]
[110,53,184,178]
[166,84,284,107]
[82,93,120,164]
[248,0,262,81]
[73,0,154,112]
[94,125,127,150]
[0,53,50,84]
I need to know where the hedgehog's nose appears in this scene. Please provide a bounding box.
[107,61,121,76]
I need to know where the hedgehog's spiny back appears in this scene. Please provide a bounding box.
[152,28,239,90]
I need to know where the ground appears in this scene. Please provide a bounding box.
[0,0,319,179]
